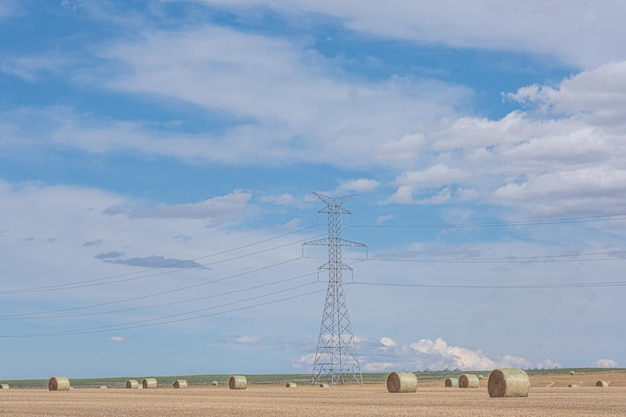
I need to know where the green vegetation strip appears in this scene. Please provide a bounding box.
[2,369,624,389]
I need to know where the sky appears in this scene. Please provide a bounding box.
[1,0,626,380]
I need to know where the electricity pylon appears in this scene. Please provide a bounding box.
[303,192,366,386]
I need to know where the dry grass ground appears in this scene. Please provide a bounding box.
[1,371,625,416]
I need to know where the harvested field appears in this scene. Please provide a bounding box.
[1,371,625,416]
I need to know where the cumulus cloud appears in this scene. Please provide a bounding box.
[507,61,626,126]
[292,352,316,369]
[380,337,396,347]
[336,178,380,194]
[109,336,124,342]
[410,337,519,370]
[377,61,626,217]
[592,358,618,368]
[294,336,559,372]
[536,359,562,370]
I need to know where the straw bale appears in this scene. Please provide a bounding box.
[142,378,158,389]
[172,380,188,389]
[444,377,458,388]
[285,382,297,388]
[0,384,9,389]
[488,368,530,398]
[99,385,107,389]
[126,380,139,389]
[596,380,609,387]
[211,381,219,386]
[319,383,329,388]
[48,376,71,391]
[229,375,247,390]
[568,384,578,388]
[459,374,479,388]
[386,372,417,393]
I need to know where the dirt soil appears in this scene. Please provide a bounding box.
[2,371,625,416]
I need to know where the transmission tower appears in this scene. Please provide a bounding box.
[303,192,366,386]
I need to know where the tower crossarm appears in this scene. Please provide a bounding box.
[303,238,367,248]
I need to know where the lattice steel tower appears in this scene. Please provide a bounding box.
[304,192,366,386]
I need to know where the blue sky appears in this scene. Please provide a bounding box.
[1,0,626,379]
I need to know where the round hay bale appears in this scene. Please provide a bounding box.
[386,372,417,393]
[596,380,609,387]
[126,380,139,389]
[444,377,459,388]
[319,383,329,388]
[568,384,578,388]
[99,385,107,389]
[229,375,247,390]
[172,380,188,389]
[285,382,297,388]
[478,374,485,380]
[142,378,157,389]
[0,384,9,389]
[211,381,219,386]
[488,368,530,398]
[569,371,576,375]
[48,376,71,391]
[459,374,479,389]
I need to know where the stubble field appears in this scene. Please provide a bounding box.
[2,371,626,416]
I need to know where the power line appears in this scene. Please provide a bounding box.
[351,213,626,229]
[0,256,310,319]
[366,249,626,264]
[0,225,322,294]
[0,285,326,338]
[0,269,317,320]
[350,279,626,289]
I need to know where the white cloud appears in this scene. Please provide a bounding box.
[340,336,560,372]
[535,359,562,370]
[507,61,626,126]
[292,352,316,369]
[0,179,310,312]
[237,335,261,344]
[592,358,618,368]
[104,191,254,222]
[219,335,261,345]
[336,178,379,194]
[109,336,124,342]
[196,0,626,67]
[66,25,465,167]
[362,362,396,372]
[375,214,394,225]
[380,337,396,347]
[410,337,518,370]
[273,193,295,206]
[374,61,626,217]
[0,54,74,82]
